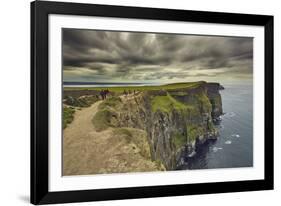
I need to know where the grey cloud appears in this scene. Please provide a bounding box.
[63,29,253,82]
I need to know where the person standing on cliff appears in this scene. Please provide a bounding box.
[105,89,109,99]
[123,90,127,97]
[103,89,106,99]
[100,90,104,100]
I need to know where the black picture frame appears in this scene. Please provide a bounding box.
[31,0,274,204]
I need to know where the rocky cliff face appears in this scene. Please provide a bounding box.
[116,82,223,170]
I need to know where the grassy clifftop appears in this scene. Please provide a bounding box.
[64,81,206,92]
[151,93,192,113]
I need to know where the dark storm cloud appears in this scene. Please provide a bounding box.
[63,29,109,51]
[63,29,253,82]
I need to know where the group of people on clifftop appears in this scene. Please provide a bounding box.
[99,89,139,100]
[123,89,136,96]
[100,89,109,100]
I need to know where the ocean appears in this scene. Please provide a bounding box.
[177,83,253,169]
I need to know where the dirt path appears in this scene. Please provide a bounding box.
[63,98,160,176]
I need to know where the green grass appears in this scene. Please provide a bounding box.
[98,96,122,110]
[64,95,99,107]
[195,93,212,113]
[63,107,75,129]
[64,81,205,93]
[168,91,189,96]
[170,124,206,148]
[207,119,215,131]
[83,95,99,105]
[186,124,204,143]
[92,97,122,131]
[210,93,222,106]
[171,124,208,149]
[169,90,212,114]
[151,93,192,113]
[171,132,187,150]
[92,109,118,131]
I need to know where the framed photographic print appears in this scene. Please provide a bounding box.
[31,0,274,204]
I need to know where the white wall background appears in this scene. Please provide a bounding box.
[0,0,279,205]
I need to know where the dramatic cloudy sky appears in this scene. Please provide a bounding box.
[63,29,253,84]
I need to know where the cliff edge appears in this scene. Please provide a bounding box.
[94,81,223,170]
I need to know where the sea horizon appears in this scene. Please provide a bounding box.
[63,80,252,88]
[63,81,162,88]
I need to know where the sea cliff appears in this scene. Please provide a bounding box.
[96,81,224,170]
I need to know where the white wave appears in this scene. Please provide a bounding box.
[222,112,236,118]
[231,134,240,138]
[188,151,197,157]
[225,140,232,144]
[212,147,223,152]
